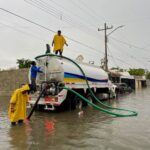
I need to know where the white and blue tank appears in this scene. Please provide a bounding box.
[35,55,108,85]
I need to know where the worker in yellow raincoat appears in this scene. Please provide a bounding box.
[8,84,30,125]
[52,30,68,56]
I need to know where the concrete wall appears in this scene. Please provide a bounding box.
[0,68,29,95]
[134,76,147,89]
[146,79,150,86]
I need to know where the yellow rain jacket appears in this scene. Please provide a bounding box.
[8,84,30,122]
[53,34,66,52]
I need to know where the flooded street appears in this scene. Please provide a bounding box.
[0,87,150,150]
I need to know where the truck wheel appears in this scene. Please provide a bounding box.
[86,94,93,107]
[37,105,45,111]
[71,95,82,110]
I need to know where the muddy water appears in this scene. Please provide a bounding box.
[0,87,150,150]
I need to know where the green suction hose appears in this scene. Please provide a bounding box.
[35,54,138,117]
[63,87,137,117]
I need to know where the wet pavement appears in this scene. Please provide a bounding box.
[0,87,150,150]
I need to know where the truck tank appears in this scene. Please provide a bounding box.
[36,55,108,85]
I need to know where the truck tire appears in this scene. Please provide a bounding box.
[71,95,82,110]
[86,94,93,107]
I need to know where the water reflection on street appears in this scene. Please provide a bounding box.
[0,87,150,150]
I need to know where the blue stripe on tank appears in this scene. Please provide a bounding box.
[64,72,108,82]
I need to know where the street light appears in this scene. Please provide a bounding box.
[107,25,124,36]
[98,23,124,71]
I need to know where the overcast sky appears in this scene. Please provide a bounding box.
[0,0,150,70]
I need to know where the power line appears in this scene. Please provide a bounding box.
[69,0,104,24]
[26,0,66,18]
[49,0,104,29]
[0,23,102,65]
[109,36,150,68]
[107,53,133,67]
[0,20,101,59]
[107,44,135,68]
[0,21,47,42]
[107,42,149,68]
[24,0,101,39]
[0,7,104,54]
[110,36,150,52]
[79,0,106,22]
[107,45,119,68]
[1,7,145,69]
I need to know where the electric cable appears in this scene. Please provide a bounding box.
[108,40,149,68]
[110,36,150,52]
[0,7,147,69]
[0,7,104,54]
[24,0,101,39]
[0,21,47,42]
[107,45,119,68]
[79,0,106,22]
[69,0,104,24]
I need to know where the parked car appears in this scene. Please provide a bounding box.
[114,83,132,94]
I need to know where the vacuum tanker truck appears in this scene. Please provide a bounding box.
[28,54,114,111]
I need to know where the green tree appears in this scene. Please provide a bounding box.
[146,72,150,79]
[17,58,32,69]
[128,68,145,76]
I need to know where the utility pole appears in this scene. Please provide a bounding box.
[98,23,124,72]
[98,23,113,72]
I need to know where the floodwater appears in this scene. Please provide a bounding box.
[0,87,150,150]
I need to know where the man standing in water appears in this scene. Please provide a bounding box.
[52,30,68,56]
[8,84,30,125]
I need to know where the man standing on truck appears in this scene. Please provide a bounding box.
[52,30,68,56]
[30,61,43,92]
